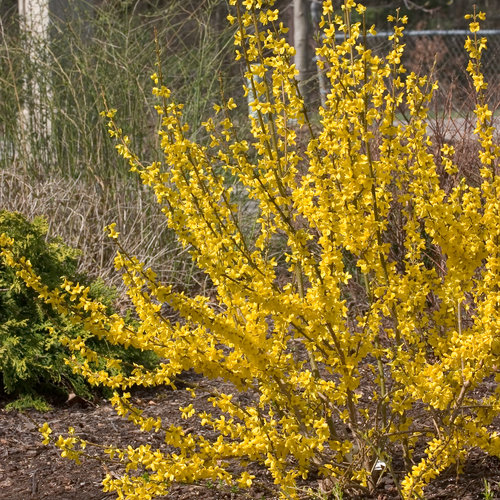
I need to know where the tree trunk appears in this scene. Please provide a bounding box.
[17,0,52,171]
[310,0,327,108]
[294,0,311,96]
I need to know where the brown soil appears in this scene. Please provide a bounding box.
[2,373,500,500]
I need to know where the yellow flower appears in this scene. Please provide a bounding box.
[104,223,120,239]
[39,423,52,445]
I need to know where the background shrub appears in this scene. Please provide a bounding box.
[0,210,157,408]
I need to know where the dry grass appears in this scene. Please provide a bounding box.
[0,167,208,298]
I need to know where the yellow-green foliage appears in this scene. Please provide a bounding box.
[1,1,499,498]
[0,210,158,407]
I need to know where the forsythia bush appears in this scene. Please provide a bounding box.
[1,1,499,498]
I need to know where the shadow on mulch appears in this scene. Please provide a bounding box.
[1,380,500,500]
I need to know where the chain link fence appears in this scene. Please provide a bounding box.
[319,29,500,110]
[365,29,500,105]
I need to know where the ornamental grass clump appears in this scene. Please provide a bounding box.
[1,1,499,498]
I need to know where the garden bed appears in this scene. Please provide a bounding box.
[2,375,500,500]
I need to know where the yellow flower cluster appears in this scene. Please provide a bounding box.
[2,1,499,499]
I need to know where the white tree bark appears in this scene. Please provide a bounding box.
[18,0,50,38]
[294,0,310,94]
[17,0,52,166]
[311,0,327,108]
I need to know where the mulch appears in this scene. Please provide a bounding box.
[2,373,500,500]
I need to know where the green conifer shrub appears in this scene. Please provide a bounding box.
[0,210,156,408]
